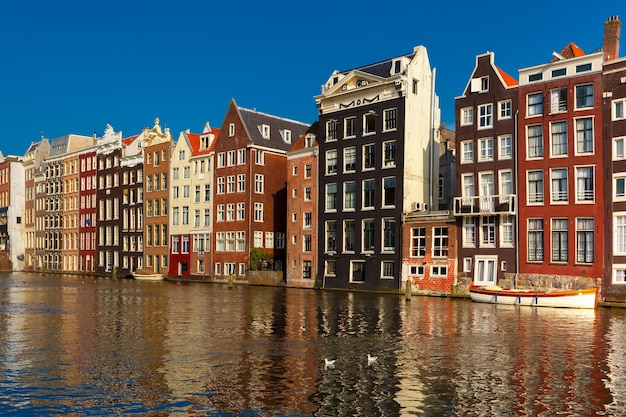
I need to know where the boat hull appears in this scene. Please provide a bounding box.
[469,286,597,309]
[132,272,164,281]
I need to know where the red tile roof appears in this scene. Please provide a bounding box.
[551,42,586,61]
[497,67,519,87]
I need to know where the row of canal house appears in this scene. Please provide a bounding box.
[455,15,626,302]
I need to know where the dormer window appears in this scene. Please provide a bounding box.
[394,60,401,74]
[260,124,270,139]
[305,134,315,148]
[281,129,292,143]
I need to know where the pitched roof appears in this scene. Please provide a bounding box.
[341,51,416,78]
[238,105,310,152]
[551,42,586,61]
[289,122,319,152]
[497,67,519,87]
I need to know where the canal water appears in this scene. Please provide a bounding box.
[0,273,624,416]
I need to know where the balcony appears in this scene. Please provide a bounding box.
[453,195,516,216]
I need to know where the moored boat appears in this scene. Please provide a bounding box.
[469,285,597,309]
[132,269,165,281]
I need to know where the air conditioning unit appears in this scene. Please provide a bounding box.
[411,202,421,211]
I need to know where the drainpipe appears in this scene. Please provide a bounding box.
[429,68,437,211]
[514,109,519,289]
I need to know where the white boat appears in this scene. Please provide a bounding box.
[469,285,597,309]
[132,270,165,281]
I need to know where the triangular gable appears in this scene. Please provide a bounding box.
[324,69,387,96]
[458,52,518,97]
[552,42,586,61]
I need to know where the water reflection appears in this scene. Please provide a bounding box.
[0,274,625,415]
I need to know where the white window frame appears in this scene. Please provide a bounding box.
[498,135,512,160]
[460,107,474,126]
[575,166,595,203]
[614,137,626,161]
[478,137,494,161]
[613,98,626,121]
[498,99,512,120]
[461,140,474,164]
[477,103,493,129]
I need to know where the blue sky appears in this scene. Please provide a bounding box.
[0,1,622,156]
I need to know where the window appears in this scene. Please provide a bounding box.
[527,170,544,204]
[383,140,396,167]
[461,140,474,163]
[383,177,396,207]
[254,231,263,248]
[216,232,225,252]
[344,147,356,172]
[302,261,312,279]
[613,99,626,121]
[501,215,514,247]
[431,265,448,278]
[498,135,512,160]
[364,112,376,134]
[478,137,493,161]
[265,232,274,248]
[350,261,365,283]
[576,166,594,202]
[463,258,472,273]
[433,227,448,257]
[343,182,356,210]
[226,203,235,221]
[326,119,338,141]
[550,121,568,157]
[575,83,594,109]
[227,176,235,193]
[461,107,474,126]
[217,177,225,194]
[343,220,355,252]
[344,116,356,138]
[325,260,336,276]
[260,124,270,139]
[383,108,397,131]
[238,149,246,165]
[463,217,476,247]
[304,164,312,178]
[615,215,626,254]
[254,174,264,194]
[255,150,264,165]
[304,212,312,230]
[325,183,337,211]
[363,179,375,209]
[614,137,625,160]
[576,218,594,263]
[363,219,375,252]
[410,227,426,257]
[499,170,512,204]
[613,266,626,284]
[575,117,593,154]
[229,123,235,136]
[528,218,544,262]
[254,202,263,222]
[382,218,395,252]
[615,176,626,200]
[478,103,493,128]
[550,86,567,113]
[527,125,543,158]
[481,216,495,246]
[527,92,543,116]
[381,261,394,279]
[237,174,245,192]
[326,220,337,252]
[303,235,312,253]
[363,144,375,170]
[551,218,568,262]
[550,168,568,203]
[498,100,512,120]
[182,207,189,225]
[304,186,312,201]
[326,150,337,174]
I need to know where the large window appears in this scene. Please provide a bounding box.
[461,140,474,163]
[480,216,495,246]
[364,112,376,134]
[551,218,568,262]
[326,150,337,174]
[550,168,568,203]
[615,215,626,254]
[363,144,375,170]
[410,227,426,257]
[528,218,544,261]
[384,108,397,131]
[576,166,594,202]
[383,177,396,207]
[463,217,476,247]
[576,218,594,263]
[550,86,567,113]
[326,220,337,252]
[325,183,337,211]
[344,220,356,252]
[527,125,543,158]
[501,215,514,247]
[461,107,474,126]
[575,117,594,154]
[344,116,356,138]
[550,121,568,157]
[363,179,375,209]
[498,135,512,160]
[344,147,356,172]
[527,92,543,116]
[478,137,493,161]
[343,182,356,210]
[575,83,594,109]
[382,218,395,252]
[383,140,396,167]
[478,103,493,128]
[527,170,544,204]
[326,119,338,141]
[498,100,512,120]
[363,219,375,252]
[433,227,448,257]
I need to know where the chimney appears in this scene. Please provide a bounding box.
[604,15,621,61]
